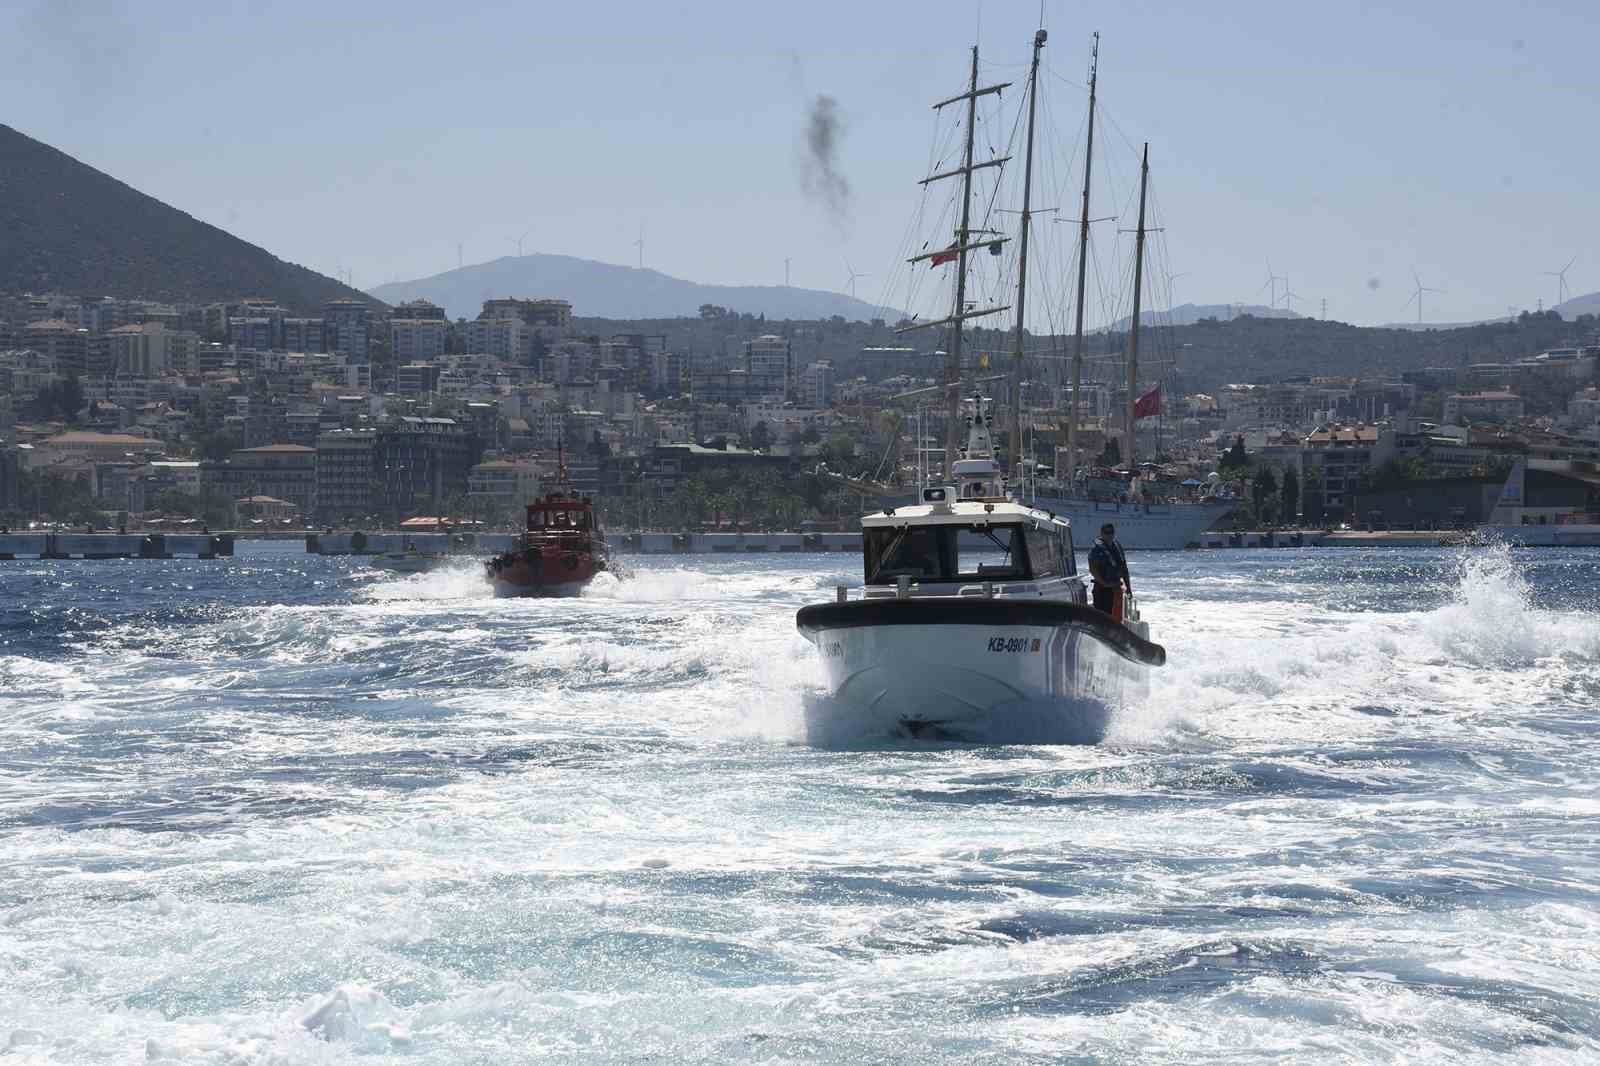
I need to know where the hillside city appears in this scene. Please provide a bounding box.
[2,287,1600,536]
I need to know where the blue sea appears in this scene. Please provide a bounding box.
[3,542,1598,1063]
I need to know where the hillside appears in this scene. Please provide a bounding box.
[568,308,1599,395]
[0,123,378,313]
[369,254,902,322]
[1105,303,1300,332]
[1557,291,1600,320]
[1028,310,1600,394]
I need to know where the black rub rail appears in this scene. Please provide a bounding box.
[795,597,1167,667]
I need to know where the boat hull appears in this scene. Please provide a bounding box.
[797,598,1163,739]
[485,546,607,598]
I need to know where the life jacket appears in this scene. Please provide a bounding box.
[1088,540,1126,585]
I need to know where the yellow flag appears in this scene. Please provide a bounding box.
[978,352,989,369]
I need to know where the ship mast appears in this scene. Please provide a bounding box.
[1010,29,1046,491]
[899,49,1011,481]
[1065,34,1099,489]
[1125,142,1150,472]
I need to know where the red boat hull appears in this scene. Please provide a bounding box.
[485,543,607,598]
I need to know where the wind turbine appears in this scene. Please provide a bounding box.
[508,228,531,257]
[634,222,645,270]
[1256,268,1278,312]
[1405,269,1443,325]
[1165,270,1189,313]
[843,261,869,300]
[1545,255,1577,311]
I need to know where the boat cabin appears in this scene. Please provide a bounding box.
[861,501,1076,588]
[525,494,597,534]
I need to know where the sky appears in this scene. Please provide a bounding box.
[3,0,1597,328]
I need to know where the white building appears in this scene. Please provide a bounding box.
[468,459,541,515]
[744,334,792,398]
[1443,391,1525,425]
[391,319,448,363]
[464,317,526,361]
[108,323,199,378]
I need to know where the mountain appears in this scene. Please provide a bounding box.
[0,123,377,312]
[1556,291,1600,320]
[368,254,901,322]
[1102,303,1301,332]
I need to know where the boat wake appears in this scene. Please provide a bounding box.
[359,559,490,602]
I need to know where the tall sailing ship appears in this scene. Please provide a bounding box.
[887,34,1234,549]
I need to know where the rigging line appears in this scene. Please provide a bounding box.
[1044,67,1088,94]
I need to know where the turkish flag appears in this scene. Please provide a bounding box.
[930,244,959,267]
[1133,385,1161,419]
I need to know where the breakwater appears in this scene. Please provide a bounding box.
[0,532,234,559]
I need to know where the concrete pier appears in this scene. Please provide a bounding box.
[0,532,235,560]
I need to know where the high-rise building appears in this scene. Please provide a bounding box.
[322,300,371,360]
[204,444,318,513]
[314,418,482,521]
[649,350,688,397]
[23,320,88,375]
[314,428,377,520]
[282,318,326,353]
[229,317,277,350]
[798,360,836,408]
[103,323,199,379]
[480,298,572,330]
[464,317,526,360]
[744,334,792,399]
[391,319,448,362]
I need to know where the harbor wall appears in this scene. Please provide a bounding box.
[0,533,234,559]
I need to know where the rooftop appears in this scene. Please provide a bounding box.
[45,431,161,447]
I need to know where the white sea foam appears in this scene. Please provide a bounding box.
[3,545,1598,1063]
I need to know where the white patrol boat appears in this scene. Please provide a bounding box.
[796,397,1166,740]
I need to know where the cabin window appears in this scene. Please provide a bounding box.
[1026,525,1060,578]
[864,525,951,584]
[1062,528,1077,575]
[954,523,1027,581]
[864,523,1031,584]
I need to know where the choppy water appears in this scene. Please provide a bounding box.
[3,542,1599,1063]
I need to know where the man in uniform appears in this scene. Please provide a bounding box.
[1087,522,1131,615]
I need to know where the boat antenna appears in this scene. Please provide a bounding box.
[1125,142,1150,472]
[1010,28,1046,489]
[1065,32,1098,489]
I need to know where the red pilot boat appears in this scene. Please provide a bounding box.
[485,489,617,598]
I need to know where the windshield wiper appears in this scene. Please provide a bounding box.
[866,528,910,583]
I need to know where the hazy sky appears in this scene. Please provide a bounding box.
[4,0,1596,327]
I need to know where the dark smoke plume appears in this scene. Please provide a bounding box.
[800,95,851,232]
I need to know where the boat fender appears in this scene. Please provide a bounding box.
[562,552,579,571]
[350,531,367,552]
